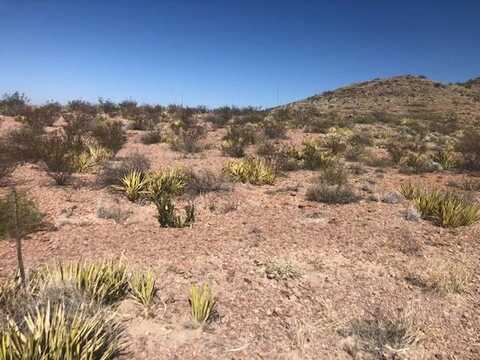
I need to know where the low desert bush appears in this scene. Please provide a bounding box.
[0,190,45,239]
[221,124,257,157]
[92,120,127,155]
[400,183,480,227]
[19,103,62,129]
[344,306,422,358]
[185,169,231,196]
[426,262,470,295]
[145,168,188,199]
[152,195,195,228]
[399,152,439,174]
[189,283,216,325]
[73,144,112,173]
[322,128,351,154]
[99,152,151,186]
[0,139,16,182]
[67,99,97,116]
[306,181,359,204]
[223,157,276,185]
[140,128,163,144]
[256,141,301,171]
[261,115,287,139]
[433,143,458,170]
[318,163,349,186]
[300,140,336,170]
[98,98,119,116]
[0,92,29,116]
[40,132,75,185]
[169,125,205,153]
[456,127,480,170]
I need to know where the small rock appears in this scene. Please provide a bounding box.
[368,193,380,202]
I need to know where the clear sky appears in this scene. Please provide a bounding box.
[1,0,479,107]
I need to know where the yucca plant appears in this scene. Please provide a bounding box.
[0,302,125,360]
[189,283,216,326]
[113,170,148,201]
[153,195,195,228]
[433,145,457,170]
[39,261,129,304]
[129,271,157,314]
[223,157,275,185]
[402,184,480,228]
[145,168,187,201]
[74,145,112,173]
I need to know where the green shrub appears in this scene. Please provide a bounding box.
[153,196,195,228]
[92,120,127,155]
[145,168,188,199]
[300,140,336,170]
[261,116,287,139]
[0,92,29,116]
[99,152,151,186]
[140,128,163,144]
[223,157,276,185]
[399,152,438,174]
[0,191,45,239]
[113,170,148,202]
[306,182,359,204]
[318,163,349,186]
[129,271,157,312]
[221,124,257,157]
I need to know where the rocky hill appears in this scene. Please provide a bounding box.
[284,75,480,123]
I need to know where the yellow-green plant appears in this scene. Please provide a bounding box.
[189,283,216,325]
[0,302,124,360]
[223,157,275,185]
[129,271,157,311]
[145,168,187,201]
[433,144,457,170]
[74,145,112,173]
[39,260,129,304]
[401,184,480,228]
[113,170,148,201]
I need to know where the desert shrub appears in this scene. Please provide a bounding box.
[0,191,45,239]
[0,92,29,116]
[128,112,160,131]
[223,157,276,185]
[152,195,195,228]
[302,112,341,133]
[256,141,300,171]
[264,262,302,280]
[221,124,257,157]
[318,163,349,186]
[118,100,138,119]
[129,271,157,312]
[350,130,373,147]
[98,98,119,117]
[40,132,75,185]
[185,169,230,196]
[300,140,336,170]
[140,128,163,144]
[426,263,470,295]
[344,144,367,162]
[189,283,216,325]
[456,127,480,170]
[92,120,127,155]
[0,139,16,182]
[399,152,439,174]
[19,103,62,129]
[306,181,359,204]
[261,115,287,139]
[99,152,151,186]
[67,99,97,116]
[401,184,480,227]
[113,170,148,202]
[385,134,426,164]
[205,112,230,128]
[344,307,422,358]
[169,124,205,154]
[322,128,351,154]
[4,125,46,163]
[448,177,480,192]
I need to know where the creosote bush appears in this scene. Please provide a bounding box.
[99,152,151,186]
[400,183,480,227]
[92,120,127,155]
[185,169,231,196]
[223,157,276,185]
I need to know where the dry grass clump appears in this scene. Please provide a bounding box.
[400,183,480,227]
[185,169,231,196]
[426,262,470,295]
[140,128,163,144]
[189,283,216,326]
[223,157,276,185]
[344,306,423,358]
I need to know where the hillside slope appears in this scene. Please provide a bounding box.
[285,75,480,122]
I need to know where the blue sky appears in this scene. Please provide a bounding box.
[1,0,479,107]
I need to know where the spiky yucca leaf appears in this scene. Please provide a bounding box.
[129,271,156,309]
[189,283,216,325]
[145,168,188,201]
[73,145,112,173]
[223,157,275,185]
[113,170,148,201]
[39,260,129,304]
[0,302,124,360]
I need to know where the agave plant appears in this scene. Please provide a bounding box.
[113,170,148,201]
[145,168,187,201]
[189,283,216,325]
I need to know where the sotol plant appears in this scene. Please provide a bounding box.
[129,271,157,314]
[113,170,148,202]
[223,157,275,185]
